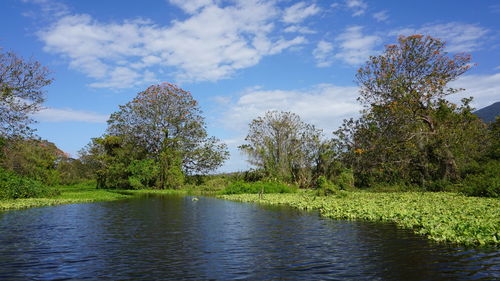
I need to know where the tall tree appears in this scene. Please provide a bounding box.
[239,110,323,186]
[105,83,228,188]
[0,49,52,138]
[337,35,488,187]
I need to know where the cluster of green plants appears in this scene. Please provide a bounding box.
[0,168,59,199]
[221,191,499,246]
[219,180,297,195]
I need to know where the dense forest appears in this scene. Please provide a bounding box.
[1,35,499,200]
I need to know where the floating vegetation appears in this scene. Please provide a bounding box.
[220,191,500,246]
[0,182,187,211]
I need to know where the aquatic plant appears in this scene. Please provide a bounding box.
[221,191,500,246]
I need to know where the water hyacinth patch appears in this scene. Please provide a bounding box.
[220,191,500,246]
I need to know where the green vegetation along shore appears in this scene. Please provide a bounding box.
[220,191,500,246]
[0,182,187,211]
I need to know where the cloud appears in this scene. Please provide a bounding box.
[313,40,334,67]
[450,72,500,109]
[168,0,214,14]
[334,26,381,65]
[346,0,367,16]
[38,0,307,89]
[391,22,489,52]
[221,84,361,134]
[284,25,316,34]
[35,107,109,123]
[282,2,320,24]
[373,10,388,22]
[21,0,70,18]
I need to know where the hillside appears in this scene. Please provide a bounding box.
[474,101,500,123]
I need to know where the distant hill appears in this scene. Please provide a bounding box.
[474,101,500,123]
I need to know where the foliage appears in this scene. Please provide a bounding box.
[461,160,500,198]
[336,35,488,188]
[315,176,339,196]
[221,191,500,246]
[0,48,52,138]
[239,110,324,187]
[219,180,297,195]
[89,83,229,189]
[0,168,58,199]
[127,159,160,189]
[1,139,66,185]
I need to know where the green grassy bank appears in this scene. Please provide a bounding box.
[0,182,187,211]
[220,191,500,246]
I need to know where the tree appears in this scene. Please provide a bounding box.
[336,35,488,187]
[1,139,66,185]
[103,83,228,188]
[239,110,323,187]
[0,48,52,138]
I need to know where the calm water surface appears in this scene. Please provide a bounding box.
[0,194,498,280]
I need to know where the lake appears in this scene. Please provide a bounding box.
[0,194,498,280]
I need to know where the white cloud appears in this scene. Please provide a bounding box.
[346,0,367,16]
[168,0,214,14]
[282,2,320,24]
[450,72,500,110]
[38,0,307,89]
[284,25,316,34]
[391,22,489,52]
[373,10,388,22]
[35,107,109,123]
[334,26,381,65]
[221,84,361,134]
[22,0,70,18]
[313,40,334,67]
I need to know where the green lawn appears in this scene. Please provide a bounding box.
[220,191,500,246]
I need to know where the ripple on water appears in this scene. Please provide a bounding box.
[0,195,498,280]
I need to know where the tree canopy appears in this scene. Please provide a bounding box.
[89,83,229,189]
[239,110,324,186]
[336,35,488,187]
[0,49,52,138]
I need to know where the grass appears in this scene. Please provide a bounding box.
[0,181,187,211]
[220,190,500,246]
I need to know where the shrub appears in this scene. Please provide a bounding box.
[219,180,297,195]
[316,176,339,196]
[332,169,355,190]
[0,168,58,199]
[127,159,160,189]
[461,160,500,198]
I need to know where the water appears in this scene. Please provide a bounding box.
[0,194,498,280]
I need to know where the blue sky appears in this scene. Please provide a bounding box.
[1,0,499,172]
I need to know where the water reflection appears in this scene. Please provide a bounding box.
[0,195,498,280]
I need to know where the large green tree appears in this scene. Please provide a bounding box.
[0,48,52,138]
[336,35,488,187]
[99,83,228,189]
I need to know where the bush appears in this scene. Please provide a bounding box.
[128,159,160,189]
[332,169,355,190]
[316,176,339,196]
[0,169,58,199]
[219,180,297,195]
[461,160,500,198]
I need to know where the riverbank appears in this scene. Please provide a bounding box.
[0,182,187,211]
[220,191,500,246]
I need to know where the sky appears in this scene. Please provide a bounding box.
[1,0,499,172]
